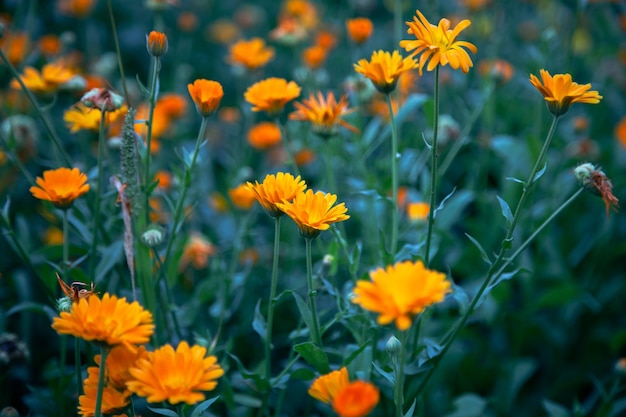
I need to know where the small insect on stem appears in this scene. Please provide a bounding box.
[56,273,96,302]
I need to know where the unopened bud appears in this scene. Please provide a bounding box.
[56,296,73,313]
[386,335,402,357]
[142,226,164,247]
[147,31,168,57]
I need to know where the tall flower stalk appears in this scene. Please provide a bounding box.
[265,217,282,379]
[385,93,400,256]
[424,66,440,266]
[88,108,108,279]
[93,346,110,417]
[305,237,323,347]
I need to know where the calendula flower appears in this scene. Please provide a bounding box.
[228,183,257,210]
[0,32,31,65]
[346,17,373,44]
[187,79,224,118]
[615,117,626,148]
[400,10,477,75]
[228,38,275,70]
[179,233,216,270]
[352,260,451,331]
[407,201,430,222]
[574,163,619,217]
[244,77,301,116]
[51,293,154,351]
[95,344,149,391]
[302,45,328,69]
[308,367,349,403]
[332,381,379,417]
[146,31,168,57]
[58,0,96,17]
[529,69,603,116]
[275,189,350,239]
[79,366,131,417]
[354,50,418,94]
[10,62,74,94]
[248,122,282,150]
[127,341,224,405]
[290,91,358,139]
[30,167,90,208]
[247,172,307,218]
[64,103,128,133]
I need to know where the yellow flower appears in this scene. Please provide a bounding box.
[244,77,301,117]
[179,233,216,271]
[407,202,430,222]
[64,103,128,133]
[247,172,307,218]
[30,167,90,208]
[399,10,477,75]
[127,341,224,405]
[51,293,155,350]
[228,183,257,210]
[79,366,131,417]
[289,91,358,139]
[308,367,349,403]
[352,260,451,331]
[247,122,282,150]
[332,381,379,417]
[275,189,350,239]
[354,50,418,94]
[187,79,224,117]
[146,31,168,57]
[10,62,74,94]
[228,38,275,70]
[95,344,149,391]
[346,17,373,44]
[529,69,602,116]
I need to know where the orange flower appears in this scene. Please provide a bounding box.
[400,10,477,75]
[295,148,316,166]
[244,77,301,116]
[290,91,358,138]
[346,18,373,44]
[308,367,349,403]
[247,122,282,150]
[529,69,602,116]
[79,366,131,417]
[38,35,62,56]
[30,167,90,207]
[10,62,74,94]
[247,172,307,218]
[179,233,216,270]
[615,117,626,148]
[478,59,513,85]
[302,45,328,69]
[315,30,338,50]
[354,50,418,94]
[407,201,430,222]
[275,189,350,239]
[332,381,379,417]
[146,31,168,57]
[153,170,173,191]
[206,19,241,45]
[228,183,257,210]
[187,79,224,117]
[58,0,96,17]
[177,12,199,32]
[269,17,308,45]
[228,38,275,70]
[0,32,31,65]
[95,344,149,391]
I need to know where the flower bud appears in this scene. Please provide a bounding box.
[573,162,595,186]
[147,31,168,57]
[56,296,73,313]
[385,335,402,357]
[142,226,164,247]
[80,88,125,112]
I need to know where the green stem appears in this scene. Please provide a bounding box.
[413,115,564,396]
[94,346,110,417]
[0,49,71,167]
[143,56,160,225]
[275,119,301,178]
[75,338,82,396]
[107,0,130,106]
[62,208,69,273]
[394,330,408,417]
[424,67,440,266]
[152,248,183,341]
[385,93,400,257]
[88,109,108,279]
[264,217,281,384]
[305,238,323,348]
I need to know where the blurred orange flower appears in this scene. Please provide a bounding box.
[354,50,418,94]
[79,364,131,417]
[315,30,337,50]
[247,122,282,150]
[146,31,168,57]
[281,0,318,30]
[615,117,626,148]
[530,69,602,116]
[228,38,275,70]
[0,32,31,65]
[400,10,477,75]
[290,91,358,138]
[177,12,198,32]
[244,77,301,116]
[295,148,316,166]
[30,167,90,208]
[346,18,373,44]
[206,19,241,45]
[407,202,430,222]
[58,0,96,17]
[153,170,173,191]
[478,59,513,85]
[11,62,74,94]
[309,367,349,403]
[179,233,216,270]
[302,45,328,69]
[228,183,257,210]
[188,79,224,117]
[333,381,379,417]
[38,35,62,57]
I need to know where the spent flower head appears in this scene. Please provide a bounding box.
[574,163,618,217]
[529,69,602,116]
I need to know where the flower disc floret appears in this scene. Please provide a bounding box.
[352,260,451,331]
[529,69,602,116]
[30,167,90,207]
[247,172,307,218]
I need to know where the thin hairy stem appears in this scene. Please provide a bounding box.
[385,93,400,257]
[424,66,440,266]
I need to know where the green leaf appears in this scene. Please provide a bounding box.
[292,292,314,340]
[372,361,394,385]
[289,368,315,381]
[136,74,151,96]
[234,394,263,408]
[497,195,514,228]
[404,399,417,417]
[6,302,57,323]
[395,242,425,263]
[190,396,219,417]
[532,162,547,184]
[443,393,487,417]
[505,176,525,185]
[95,240,124,284]
[147,406,179,417]
[293,342,330,374]
[502,238,513,250]
[465,233,491,265]
[228,354,268,391]
[252,299,267,342]
[451,284,469,315]
[542,399,571,417]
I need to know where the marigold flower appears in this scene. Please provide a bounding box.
[354,50,418,94]
[10,62,74,94]
[58,0,96,17]
[615,117,626,148]
[51,293,154,350]
[228,38,275,70]
[187,79,224,118]
[275,189,350,239]
[30,167,90,208]
[333,381,379,417]
[248,122,282,150]
[352,260,451,331]
[244,77,301,116]
[95,344,149,391]
[64,104,128,133]
[228,183,257,210]
[529,69,603,116]
[146,31,168,57]
[38,35,62,56]
[302,45,328,70]
[127,341,224,405]
[79,366,131,417]
[315,30,338,50]
[400,10,477,75]
[407,201,430,222]
[247,172,307,218]
[295,148,316,166]
[290,91,358,139]
[308,367,349,403]
[0,32,31,65]
[346,17,373,44]
[179,233,216,270]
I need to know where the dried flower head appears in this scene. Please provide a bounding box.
[574,163,619,217]
[80,88,125,112]
[529,69,602,116]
